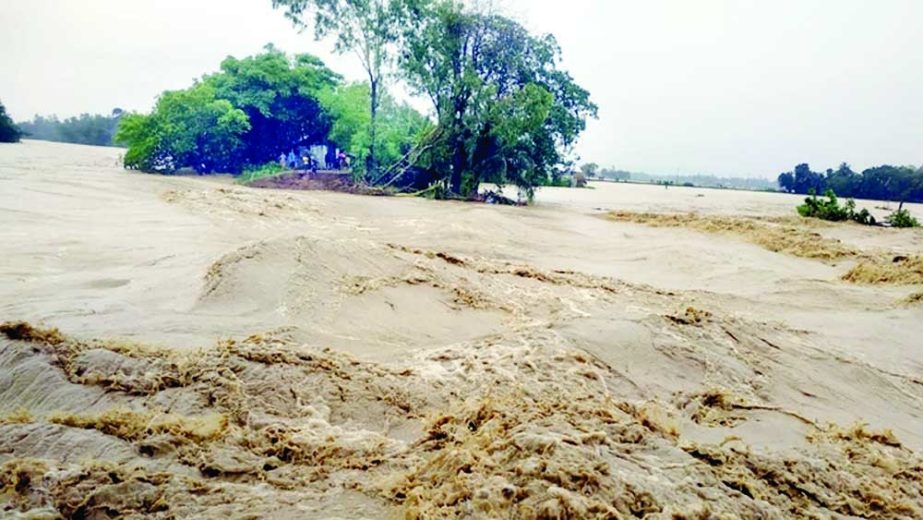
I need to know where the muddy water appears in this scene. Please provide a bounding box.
[1,141,922,518]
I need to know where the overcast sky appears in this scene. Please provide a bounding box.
[1,0,921,177]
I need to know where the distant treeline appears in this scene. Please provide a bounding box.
[582,163,775,190]
[778,163,923,204]
[17,110,124,147]
[0,100,22,143]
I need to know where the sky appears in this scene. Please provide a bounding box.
[1,0,921,178]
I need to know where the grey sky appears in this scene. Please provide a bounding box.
[1,0,921,177]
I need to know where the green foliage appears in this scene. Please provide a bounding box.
[115,47,354,174]
[779,162,923,204]
[116,84,250,173]
[239,162,287,184]
[540,176,572,188]
[318,82,371,159]
[319,81,432,179]
[17,110,123,146]
[401,1,597,198]
[797,189,877,226]
[0,101,23,143]
[204,45,339,165]
[271,0,415,176]
[887,207,920,228]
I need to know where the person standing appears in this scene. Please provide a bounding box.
[287,150,297,169]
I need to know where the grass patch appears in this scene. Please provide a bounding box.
[237,162,286,184]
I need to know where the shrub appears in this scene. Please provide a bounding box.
[798,189,849,221]
[797,189,876,225]
[887,207,920,228]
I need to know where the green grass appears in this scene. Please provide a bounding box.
[237,162,287,184]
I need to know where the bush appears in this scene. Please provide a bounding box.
[239,162,285,184]
[797,189,876,225]
[887,207,920,228]
[845,199,876,226]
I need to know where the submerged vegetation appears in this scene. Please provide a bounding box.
[797,189,875,225]
[795,189,919,228]
[887,207,921,228]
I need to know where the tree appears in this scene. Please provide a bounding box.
[116,84,250,173]
[581,163,599,178]
[825,162,857,198]
[204,45,340,166]
[401,1,597,198]
[0,101,22,143]
[777,172,794,192]
[318,81,431,175]
[271,0,415,178]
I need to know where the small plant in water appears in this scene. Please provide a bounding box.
[887,206,920,228]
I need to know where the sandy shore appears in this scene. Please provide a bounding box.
[2,140,922,517]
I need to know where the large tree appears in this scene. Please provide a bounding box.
[115,47,345,174]
[116,84,250,173]
[400,1,597,198]
[0,101,22,143]
[271,0,417,178]
[204,45,340,166]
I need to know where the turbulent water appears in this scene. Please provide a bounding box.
[2,141,923,518]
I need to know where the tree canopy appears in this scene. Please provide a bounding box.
[204,45,341,167]
[114,46,428,175]
[0,101,23,143]
[116,84,250,172]
[117,47,337,173]
[778,163,923,204]
[400,1,597,198]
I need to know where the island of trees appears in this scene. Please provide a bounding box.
[107,0,598,200]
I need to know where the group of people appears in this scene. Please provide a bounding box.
[278,149,351,174]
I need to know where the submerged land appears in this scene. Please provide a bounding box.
[2,140,923,518]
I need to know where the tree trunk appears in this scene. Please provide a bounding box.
[367,77,379,182]
[451,132,465,195]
